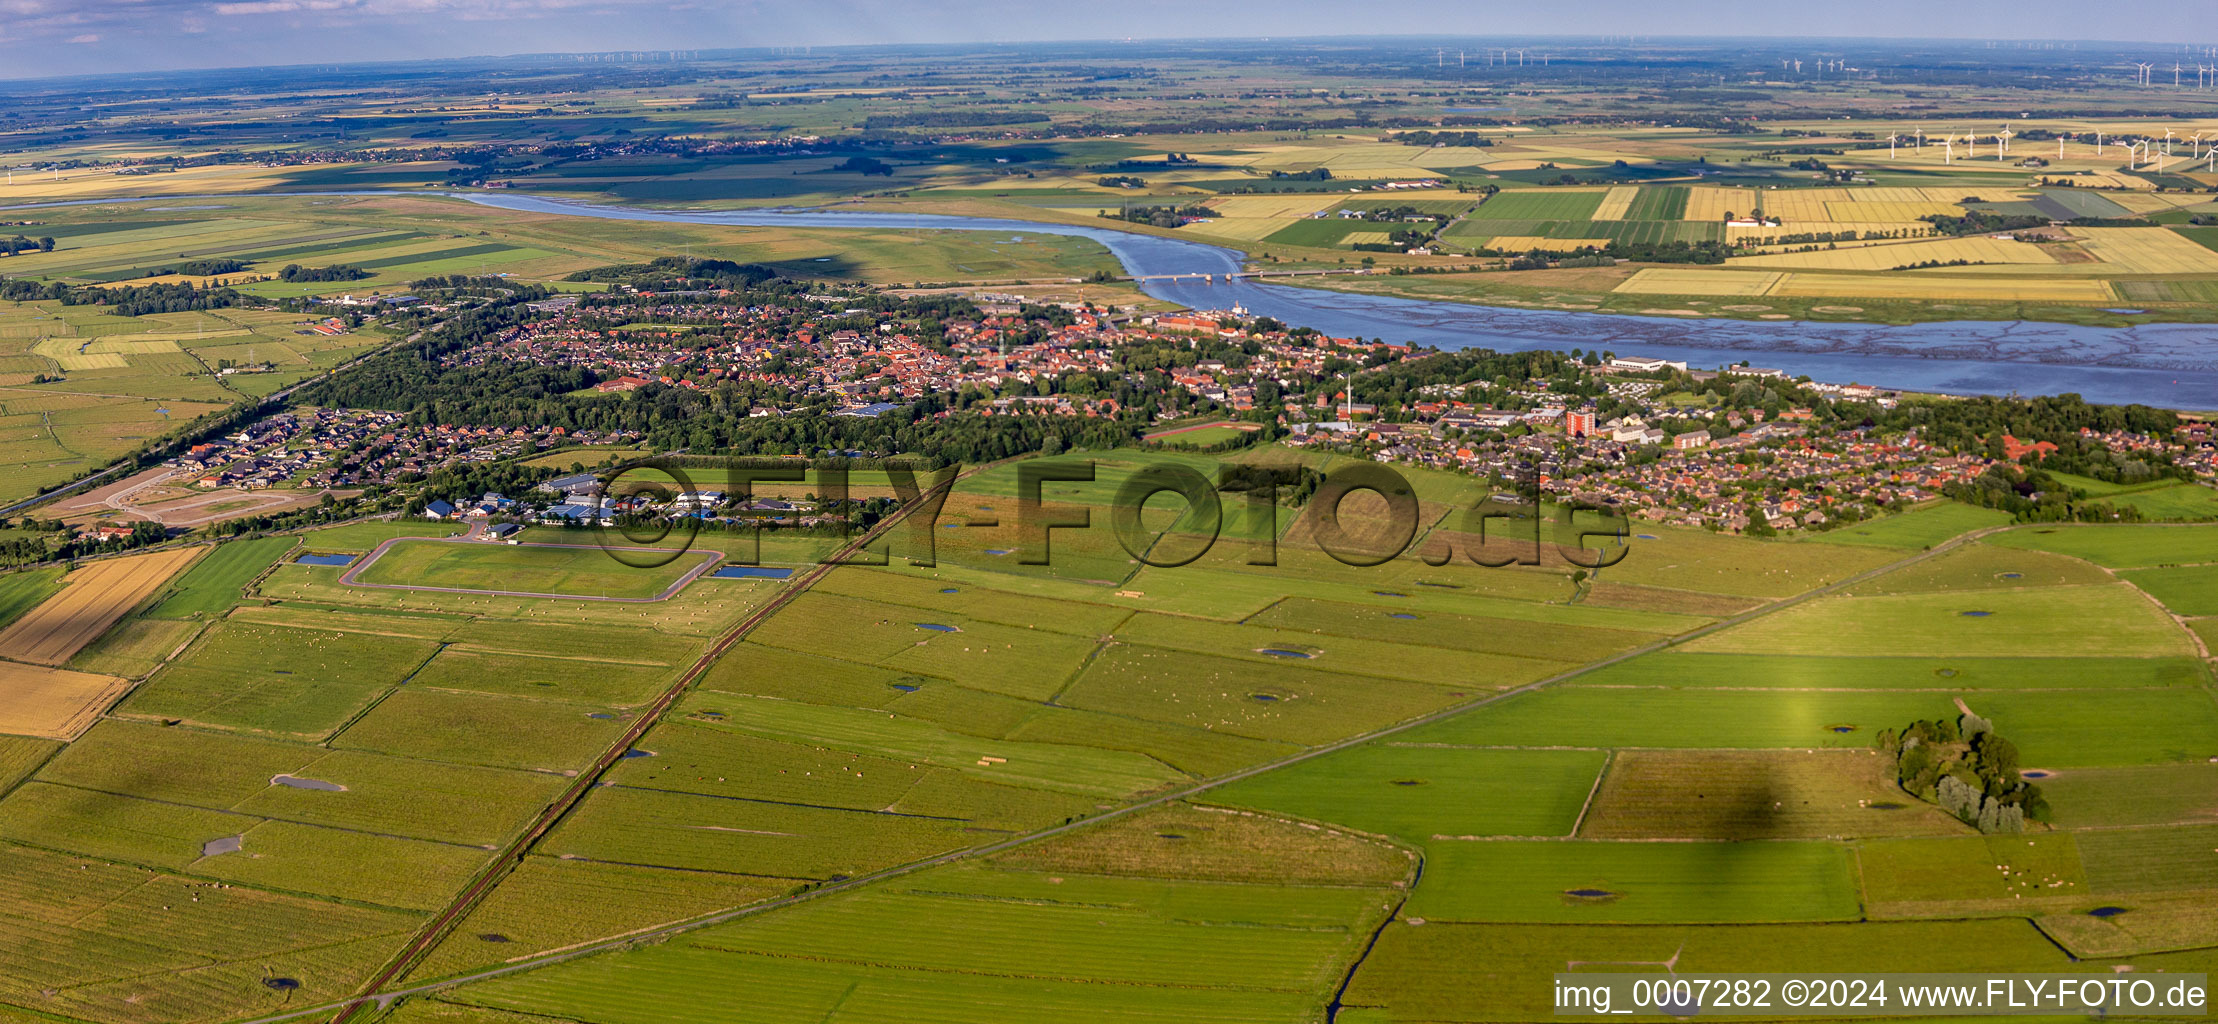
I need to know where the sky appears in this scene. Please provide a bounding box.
[0,0,2205,81]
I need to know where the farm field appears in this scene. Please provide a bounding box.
[9,40,2218,1024]
[0,296,389,504]
[0,548,199,665]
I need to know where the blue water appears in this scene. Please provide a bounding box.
[1251,693,1281,701]
[440,194,2218,408]
[890,683,920,691]
[984,548,1012,555]
[939,588,959,593]
[2000,572,2023,579]
[710,565,793,579]
[11,189,2209,405]
[2088,906,2128,918]
[1374,590,1407,597]
[587,712,616,720]
[620,749,654,758]
[1961,610,1995,617]
[1260,648,1313,658]
[916,623,959,632]
[1388,612,1419,620]
[1637,534,1659,540]
[295,553,354,566]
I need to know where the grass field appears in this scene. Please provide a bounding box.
[1213,745,1605,841]
[0,568,65,632]
[118,621,443,739]
[2118,564,2218,616]
[1411,840,1861,923]
[146,537,295,618]
[1681,584,2190,658]
[352,539,713,600]
[1804,502,2013,549]
[1986,524,2218,568]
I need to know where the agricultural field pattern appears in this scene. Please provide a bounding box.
[0,28,2215,1024]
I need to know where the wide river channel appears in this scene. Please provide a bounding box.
[15,190,2216,406]
[459,194,2218,408]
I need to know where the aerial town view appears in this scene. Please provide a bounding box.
[0,4,2216,1022]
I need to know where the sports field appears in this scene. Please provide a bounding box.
[349,539,717,600]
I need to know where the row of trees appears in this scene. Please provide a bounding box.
[277,264,370,282]
[0,278,245,316]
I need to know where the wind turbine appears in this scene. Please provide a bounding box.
[1888,132,1898,158]
[2164,128,2176,157]
[1914,127,1925,150]
[1995,128,2011,160]
[1964,131,1977,159]
[1941,136,1955,164]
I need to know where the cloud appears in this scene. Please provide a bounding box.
[66,32,99,42]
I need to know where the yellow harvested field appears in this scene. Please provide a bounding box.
[28,339,125,371]
[1729,221,1935,243]
[1854,187,1957,204]
[1487,236,1612,252]
[1731,237,2057,271]
[1917,187,2013,204]
[2073,228,2218,274]
[85,330,249,345]
[0,661,129,740]
[82,339,185,356]
[1827,201,1962,222]
[1684,186,1759,222]
[0,548,200,666]
[1758,189,1853,224]
[2104,192,2212,213]
[1207,194,1343,218]
[1592,186,1639,220]
[1615,268,1784,297]
[1768,274,2115,301]
[2063,171,2154,191]
[1187,218,1292,242]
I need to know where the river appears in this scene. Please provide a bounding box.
[456,194,2218,408]
[11,190,2216,406]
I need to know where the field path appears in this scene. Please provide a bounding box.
[338,535,723,602]
[239,516,2033,1024]
[313,473,961,1024]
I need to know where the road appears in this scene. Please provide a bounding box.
[336,534,727,603]
[314,475,956,1024]
[240,518,2019,1024]
[0,327,418,521]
